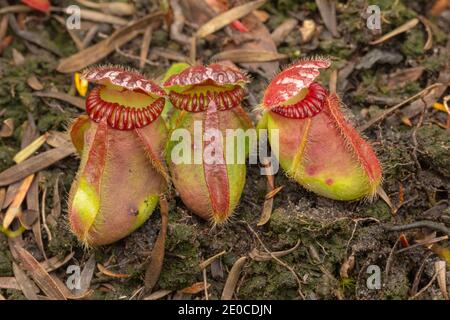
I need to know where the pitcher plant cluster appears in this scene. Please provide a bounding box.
[68,58,382,246]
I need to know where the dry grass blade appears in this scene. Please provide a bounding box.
[13,133,48,164]
[2,174,34,229]
[370,18,419,45]
[257,158,275,226]
[76,0,135,16]
[376,187,394,214]
[271,18,298,45]
[97,263,131,279]
[358,83,444,132]
[26,173,45,258]
[143,289,172,300]
[396,235,448,254]
[315,0,339,37]
[41,252,75,273]
[0,143,75,187]
[0,5,31,15]
[57,29,140,73]
[418,16,433,51]
[33,92,85,110]
[139,26,153,69]
[196,0,266,38]
[435,261,448,299]
[15,247,67,300]
[180,282,210,294]
[265,185,283,200]
[199,250,226,269]
[12,262,39,300]
[144,196,169,292]
[69,8,128,25]
[106,11,163,45]
[250,240,301,262]
[212,49,287,63]
[221,256,247,300]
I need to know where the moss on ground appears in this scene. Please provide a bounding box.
[158,223,201,290]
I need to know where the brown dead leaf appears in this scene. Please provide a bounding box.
[0,277,20,290]
[97,263,131,279]
[76,0,135,16]
[33,91,85,110]
[271,18,298,45]
[0,143,75,187]
[144,289,172,300]
[199,250,226,269]
[221,256,246,300]
[12,48,25,66]
[0,187,5,209]
[26,173,45,258]
[27,75,44,91]
[180,282,210,294]
[0,118,14,137]
[139,26,153,69]
[17,209,38,230]
[2,174,34,229]
[57,28,140,73]
[46,131,70,149]
[257,158,275,226]
[370,18,419,45]
[144,196,169,292]
[225,13,279,79]
[196,0,266,38]
[339,252,355,279]
[48,173,62,227]
[435,261,448,299]
[430,0,450,16]
[15,247,66,300]
[71,8,128,25]
[106,11,163,46]
[315,0,339,37]
[253,9,269,22]
[41,252,75,273]
[384,67,424,89]
[419,16,433,51]
[12,262,39,300]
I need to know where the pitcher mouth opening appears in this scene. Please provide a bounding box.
[269,82,328,119]
[168,81,245,112]
[86,86,165,130]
